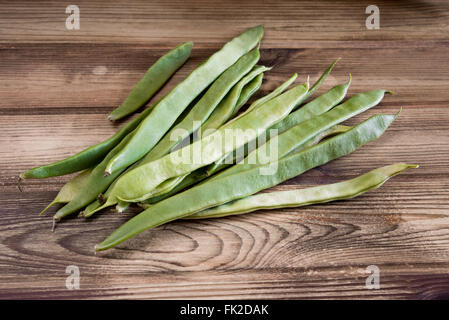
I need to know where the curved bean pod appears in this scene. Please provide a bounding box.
[104,25,264,175]
[108,42,193,121]
[96,113,397,251]
[234,73,264,111]
[187,163,418,219]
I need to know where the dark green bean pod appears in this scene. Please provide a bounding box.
[108,42,193,121]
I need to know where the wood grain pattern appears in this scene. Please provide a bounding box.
[1,0,449,300]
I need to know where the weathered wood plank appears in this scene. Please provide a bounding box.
[1,46,448,110]
[1,0,448,300]
[1,186,449,299]
[0,0,448,45]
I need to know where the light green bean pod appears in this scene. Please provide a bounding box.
[54,129,136,220]
[187,163,418,219]
[234,73,264,110]
[108,42,193,121]
[105,25,264,175]
[38,169,92,215]
[96,113,397,251]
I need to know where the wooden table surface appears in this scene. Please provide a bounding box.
[1,0,449,299]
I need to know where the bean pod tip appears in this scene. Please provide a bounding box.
[17,176,23,192]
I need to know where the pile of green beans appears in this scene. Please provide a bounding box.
[19,25,416,252]
[187,163,418,219]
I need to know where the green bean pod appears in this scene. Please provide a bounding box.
[96,113,397,251]
[302,58,340,103]
[20,99,160,180]
[109,82,309,204]
[187,163,418,219]
[199,66,270,133]
[105,25,264,176]
[234,73,264,110]
[108,42,193,121]
[38,168,92,215]
[54,129,136,220]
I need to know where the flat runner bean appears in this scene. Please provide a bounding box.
[108,42,193,121]
[187,163,418,219]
